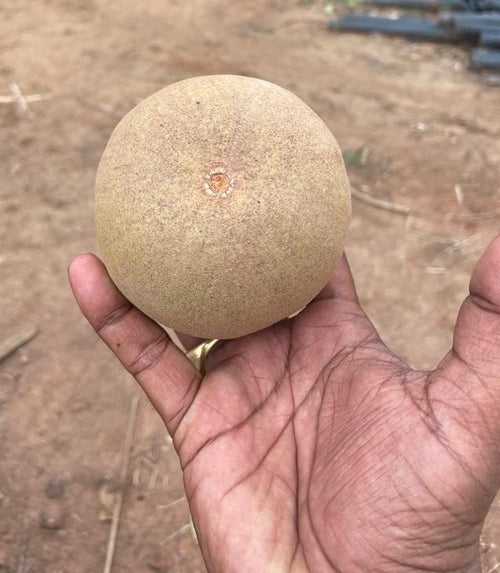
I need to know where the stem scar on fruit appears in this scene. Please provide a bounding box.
[204,168,234,197]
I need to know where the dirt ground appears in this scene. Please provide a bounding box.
[1,1,499,571]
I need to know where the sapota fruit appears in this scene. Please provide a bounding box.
[95,75,351,339]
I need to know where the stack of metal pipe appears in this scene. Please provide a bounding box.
[329,0,500,72]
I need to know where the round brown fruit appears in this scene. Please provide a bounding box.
[95,75,351,339]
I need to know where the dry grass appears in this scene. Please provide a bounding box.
[103,395,140,573]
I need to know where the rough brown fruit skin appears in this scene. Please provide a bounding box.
[95,75,351,339]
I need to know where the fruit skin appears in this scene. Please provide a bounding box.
[95,75,351,339]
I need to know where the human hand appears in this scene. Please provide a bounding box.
[69,238,500,573]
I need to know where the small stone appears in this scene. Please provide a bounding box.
[45,478,65,499]
[40,503,66,530]
[19,351,29,364]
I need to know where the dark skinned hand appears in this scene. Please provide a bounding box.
[69,237,500,573]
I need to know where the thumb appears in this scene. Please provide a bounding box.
[449,235,500,384]
[436,235,500,486]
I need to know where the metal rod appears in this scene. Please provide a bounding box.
[471,47,500,67]
[362,0,500,10]
[481,30,500,45]
[330,15,466,42]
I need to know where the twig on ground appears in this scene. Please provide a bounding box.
[0,326,38,363]
[158,496,185,511]
[454,184,464,206]
[15,533,30,573]
[164,522,192,544]
[190,515,198,544]
[351,186,410,215]
[3,83,50,115]
[8,83,29,115]
[103,394,140,573]
[0,94,50,104]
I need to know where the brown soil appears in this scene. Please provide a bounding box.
[0,1,499,572]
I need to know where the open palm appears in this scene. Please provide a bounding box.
[69,240,500,573]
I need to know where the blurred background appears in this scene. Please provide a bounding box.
[0,1,499,572]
